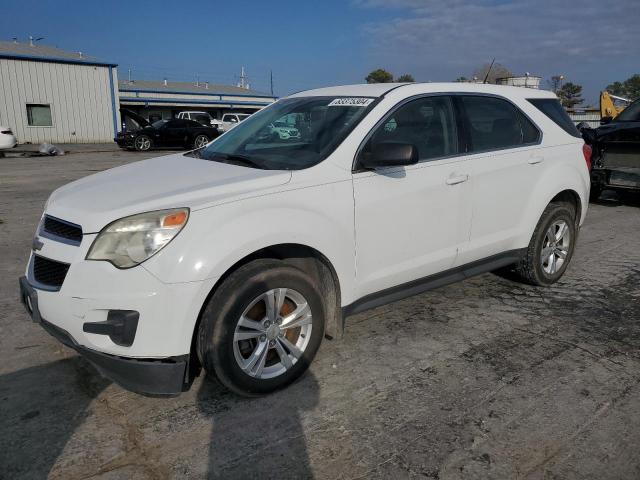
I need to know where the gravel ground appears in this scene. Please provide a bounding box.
[1,150,639,480]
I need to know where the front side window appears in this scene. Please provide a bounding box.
[26,104,52,127]
[192,96,376,170]
[184,119,203,128]
[165,120,187,128]
[461,96,540,151]
[360,95,458,164]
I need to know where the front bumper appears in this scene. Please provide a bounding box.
[19,276,192,396]
[114,135,135,147]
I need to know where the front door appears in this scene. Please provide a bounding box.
[352,95,472,299]
[162,119,189,147]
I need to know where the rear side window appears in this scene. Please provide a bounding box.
[460,96,540,152]
[527,98,581,138]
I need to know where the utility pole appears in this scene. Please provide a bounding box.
[270,70,274,96]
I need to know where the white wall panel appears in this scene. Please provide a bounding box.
[0,58,118,143]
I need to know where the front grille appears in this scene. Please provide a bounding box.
[43,215,83,244]
[33,255,70,289]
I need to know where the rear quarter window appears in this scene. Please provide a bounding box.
[528,98,581,138]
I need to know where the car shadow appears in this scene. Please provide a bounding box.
[0,357,110,479]
[0,353,319,479]
[197,372,320,479]
[591,189,640,207]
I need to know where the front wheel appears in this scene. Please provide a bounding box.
[197,259,325,396]
[134,135,152,151]
[513,202,577,286]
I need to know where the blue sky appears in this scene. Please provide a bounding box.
[1,0,638,104]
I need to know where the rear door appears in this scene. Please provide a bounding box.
[454,95,543,265]
[352,95,473,298]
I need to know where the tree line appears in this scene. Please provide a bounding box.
[365,66,639,108]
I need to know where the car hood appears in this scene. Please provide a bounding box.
[45,153,292,233]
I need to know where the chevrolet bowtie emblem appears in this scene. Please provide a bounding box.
[32,236,44,251]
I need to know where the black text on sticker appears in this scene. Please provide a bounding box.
[328,98,374,107]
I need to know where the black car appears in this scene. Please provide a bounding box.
[582,98,640,199]
[116,110,220,151]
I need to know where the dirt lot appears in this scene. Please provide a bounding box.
[1,150,639,480]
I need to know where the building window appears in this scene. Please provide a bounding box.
[26,104,53,127]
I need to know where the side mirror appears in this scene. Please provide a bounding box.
[600,116,613,125]
[360,142,419,169]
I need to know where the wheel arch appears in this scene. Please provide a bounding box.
[187,243,344,379]
[549,189,582,227]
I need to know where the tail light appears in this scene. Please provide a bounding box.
[582,143,592,170]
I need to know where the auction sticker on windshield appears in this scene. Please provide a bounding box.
[328,98,375,107]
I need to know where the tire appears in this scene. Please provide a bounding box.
[197,259,325,396]
[513,202,577,286]
[193,134,210,149]
[589,185,602,202]
[134,135,152,151]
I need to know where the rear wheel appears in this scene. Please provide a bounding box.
[193,134,210,149]
[197,259,325,396]
[513,202,577,286]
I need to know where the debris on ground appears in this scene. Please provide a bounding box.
[38,143,65,156]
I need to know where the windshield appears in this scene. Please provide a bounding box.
[152,119,168,128]
[192,96,376,170]
[615,99,640,122]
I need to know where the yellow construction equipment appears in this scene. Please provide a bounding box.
[600,91,631,120]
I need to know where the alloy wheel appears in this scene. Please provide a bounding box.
[233,288,313,379]
[135,136,151,151]
[194,135,209,148]
[540,220,571,275]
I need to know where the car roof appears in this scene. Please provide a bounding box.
[289,82,557,100]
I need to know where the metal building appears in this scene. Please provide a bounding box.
[495,75,541,89]
[0,40,119,144]
[118,79,277,123]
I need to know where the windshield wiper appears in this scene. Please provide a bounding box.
[208,153,265,169]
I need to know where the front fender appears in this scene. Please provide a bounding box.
[142,181,357,304]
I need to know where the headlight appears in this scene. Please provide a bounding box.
[86,208,189,268]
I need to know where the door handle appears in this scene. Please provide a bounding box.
[528,156,544,165]
[446,174,469,185]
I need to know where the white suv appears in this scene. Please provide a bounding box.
[19,83,591,397]
[221,112,250,132]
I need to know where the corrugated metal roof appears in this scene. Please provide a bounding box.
[0,40,115,66]
[118,79,274,98]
